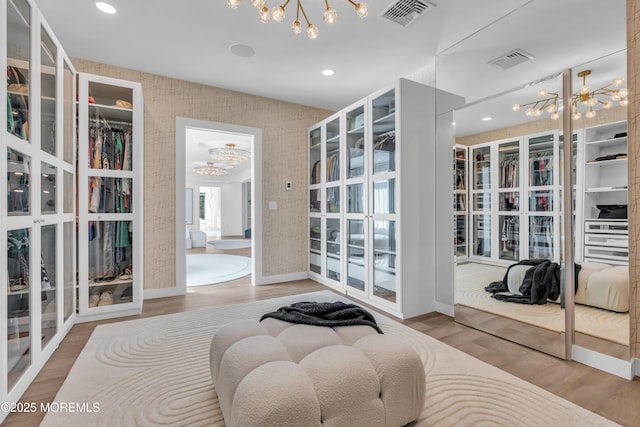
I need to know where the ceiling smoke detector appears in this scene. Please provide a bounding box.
[487,49,535,70]
[380,0,435,27]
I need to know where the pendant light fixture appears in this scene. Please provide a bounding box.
[513,70,628,121]
[193,163,228,177]
[209,144,251,165]
[227,0,368,40]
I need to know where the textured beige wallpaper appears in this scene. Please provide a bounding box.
[627,0,639,359]
[72,58,331,290]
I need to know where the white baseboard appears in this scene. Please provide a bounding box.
[572,345,634,379]
[144,287,186,300]
[435,301,454,317]
[255,272,309,286]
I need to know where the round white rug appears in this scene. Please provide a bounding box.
[187,254,251,286]
[207,239,252,250]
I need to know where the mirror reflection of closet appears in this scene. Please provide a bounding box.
[434,0,628,361]
[570,51,629,360]
[451,74,568,359]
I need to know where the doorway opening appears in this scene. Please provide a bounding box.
[176,118,263,294]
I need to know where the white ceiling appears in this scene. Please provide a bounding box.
[33,0,627,138]
[185,128,252,182]
[34,0,532,111]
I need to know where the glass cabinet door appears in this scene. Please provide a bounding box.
[527,134,555,260]
[454,147,467,257]
[7,148,31,215]
[346,105,365,179]
[41,26,57,155]
[499,215,520,261]
[87,221,134,307]
[63,61,74,164]
[41,161,56,214]
[371,89,396,175]
[347,219,366,291]
[41,224,57,348]
[473,214,491,257]
[309,126,321,185]
[472,146,491,190]
[498,140,520,261]
[325,218,340,282]
[326,117,340,183]
[528,134,554,187]
[309,217,321,274]
[7,227,31,391]
[7,0,31,142]
[529,216,553,259]
[372,220,396,303]
[63,221,74,322]
[455,215,467,257]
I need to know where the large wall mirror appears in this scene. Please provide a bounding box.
[435,0,628,362]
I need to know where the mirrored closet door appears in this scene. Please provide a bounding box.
[435,0,628,362]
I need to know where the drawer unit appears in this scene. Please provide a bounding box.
[583,220,628,264]
[584,220,628,234]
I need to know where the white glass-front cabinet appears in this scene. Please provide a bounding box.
[468,131,563,264]
[309,78,462,318]
[77,73,143,321]
[2,0,76,416]
[309,112,342,289]
[453,145,468,259]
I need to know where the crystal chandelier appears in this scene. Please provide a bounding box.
[512,70,628,120]
[193,163,228,176]
[227,0,368,40]
[209,144,251,165]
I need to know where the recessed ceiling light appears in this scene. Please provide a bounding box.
[322,69,335,76]
[229,43,255,58]
[482,117,492,121]
[95,2,116,14]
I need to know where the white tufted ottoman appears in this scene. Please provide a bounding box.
[210,317,425,427]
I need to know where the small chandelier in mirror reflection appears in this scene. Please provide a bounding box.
[193,163,227,176]
[209,144,251,165]
[512,70,628,121]
[227,0,368,40]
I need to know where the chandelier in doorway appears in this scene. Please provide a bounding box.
[208,144,251,165]
[193,162,228,176]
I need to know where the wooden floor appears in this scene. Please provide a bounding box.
[5,245,640,426]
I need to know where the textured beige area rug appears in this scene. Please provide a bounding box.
[456,263,629,345]
[41,291,618,426]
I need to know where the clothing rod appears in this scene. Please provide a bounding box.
[89,118,132,127]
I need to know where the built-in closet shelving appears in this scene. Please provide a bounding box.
[2,0,77,418]
[309,78,462,319]
[454,145,468,258]
[580,121,628,264]
[76,73,143,321]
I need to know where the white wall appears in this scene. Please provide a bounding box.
[185,171,244,237]
[221,183,243,236]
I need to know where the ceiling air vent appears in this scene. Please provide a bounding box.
[381,0,435,27]
[487,49,535,70]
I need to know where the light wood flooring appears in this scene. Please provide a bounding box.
[5,244,640,426]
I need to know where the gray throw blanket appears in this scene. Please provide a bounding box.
[260,301,383,334]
